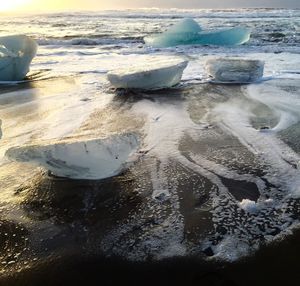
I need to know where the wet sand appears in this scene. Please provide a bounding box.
[2,229,300,286]
[1,77,300,285]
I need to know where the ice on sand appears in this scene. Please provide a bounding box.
[0,35,38,81]
[5,133,139,180]
[144,18,250,48]
[239,199,258,214]
[206,58,264,83]
[107,57,188,90]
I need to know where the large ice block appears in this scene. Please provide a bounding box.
[205,58,265,83]
[5,133,139,180]
[144,18,250,48]
[107,57,188,90]
[0,35,38,81]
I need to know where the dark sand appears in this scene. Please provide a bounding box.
[1,80,300,286]
[2,229,300,286]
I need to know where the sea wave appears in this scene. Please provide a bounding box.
[37,36,144,46]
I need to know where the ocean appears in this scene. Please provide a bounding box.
[0,8,300,285]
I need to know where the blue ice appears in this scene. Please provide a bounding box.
[144,18,251,48]
[0,35,37,81]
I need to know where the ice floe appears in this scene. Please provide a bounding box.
[144,18,250,48]
[206,58,265,83]
[107,57,188,90]
[5,133,139,180]
[0,35,38,81]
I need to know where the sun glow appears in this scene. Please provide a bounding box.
[0,0,33,11]
[0,0,123,13]
[0,0,87,13]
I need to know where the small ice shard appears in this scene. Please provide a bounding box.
[239,199,258,214]
[144,18,250,48]
[0,35,38,81]
[5,133,139,180]
[107,57,188,90]
[205,58,264,83]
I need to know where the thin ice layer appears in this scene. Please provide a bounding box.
[144,18,250,48]
[206,58,264,83]
[107,57,188,90]
[5,133,139,180]
[0,35,38,81]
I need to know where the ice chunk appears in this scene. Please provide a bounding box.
[107,57,188,90]
[206,58,264,83]
[144,18,250,48]
[239,199,258,213]
[5,133,139,180]
[197,27,250,46]
[0,35,38,81]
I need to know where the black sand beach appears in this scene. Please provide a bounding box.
[1,76,300,285]
[2,228,300,286]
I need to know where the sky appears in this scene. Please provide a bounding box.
[1,0,299,12]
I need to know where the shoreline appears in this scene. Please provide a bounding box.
[0,9,300,284]
[0,78,300,274]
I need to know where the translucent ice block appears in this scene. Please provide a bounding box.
[0,35,38,81]
[6,133,139,180]
[107,57,188,90]
[205,58,265,83]
[144,18,250,48]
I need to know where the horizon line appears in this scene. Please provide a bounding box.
[0,6,299,16]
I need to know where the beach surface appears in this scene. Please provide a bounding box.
[0,8,300,285]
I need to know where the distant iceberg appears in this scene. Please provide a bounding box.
[144,18,250,48]
[206,58,264,83]
[107,57,188,90]
[5,133,139,180]
[0,35,38,81]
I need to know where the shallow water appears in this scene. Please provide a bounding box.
[0,8,300,284]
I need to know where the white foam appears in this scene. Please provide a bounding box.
[246,82,300,132]
[211,236,251,262]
